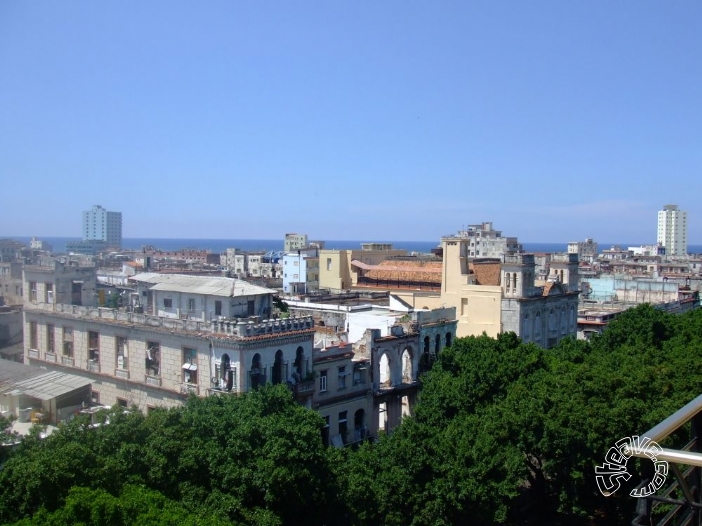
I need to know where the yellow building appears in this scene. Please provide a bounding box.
[319,243,407,292]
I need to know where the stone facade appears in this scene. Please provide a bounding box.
[23,301,315,412]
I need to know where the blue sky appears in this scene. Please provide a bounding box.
[1,1,700,243]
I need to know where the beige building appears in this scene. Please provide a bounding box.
[22,267,316,411]
[351,235,580,347]
[313,343,372,446]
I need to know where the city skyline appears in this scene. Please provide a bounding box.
[1,2,701,242]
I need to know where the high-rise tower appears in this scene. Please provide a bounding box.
[83,205,122,249]
[657,204,687,256]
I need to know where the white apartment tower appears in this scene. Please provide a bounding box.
[657,204,687,256]
[83,205,122,249]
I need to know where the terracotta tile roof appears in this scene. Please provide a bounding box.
[470,261,501,286]
[356,259,443,284]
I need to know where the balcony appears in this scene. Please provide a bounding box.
[145,375,161,387]
[61,356,74,367]
[44,352,56,363]
[28,349,39,359]
[115,369,129,379]
[86,360,100,373]
[181,383,199,395]
[293,379,315,400]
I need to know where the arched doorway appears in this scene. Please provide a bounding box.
[379,353,391,387]
[445,332,452,348]
[434,334,441,354]
[293,346,305,381]
[401,347,413,383]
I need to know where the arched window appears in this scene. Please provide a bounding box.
[293,346,305,380]
[445,332,452,348]
[251,353,265,389]
[272,350,284,384]
[435,334,441,354]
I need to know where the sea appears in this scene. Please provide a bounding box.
[6,236,702,256]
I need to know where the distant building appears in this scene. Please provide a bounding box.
[83,205,122,249]
[657,204,687,256]
[567,238,598,262]
[29,237,53,253]
[453,222,522,259]
[284,233,308,252]
[0,239,26,262]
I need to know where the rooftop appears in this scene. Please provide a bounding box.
[130,273,275,297]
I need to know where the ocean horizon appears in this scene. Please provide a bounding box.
[5,236,702,256]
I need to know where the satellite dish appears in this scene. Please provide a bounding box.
[59,256,67,264]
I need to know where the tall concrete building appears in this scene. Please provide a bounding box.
[657,204,687,256]
[83,205,122,249]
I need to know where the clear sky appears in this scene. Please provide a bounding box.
[1,1,700,243]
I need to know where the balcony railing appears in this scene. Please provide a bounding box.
[28,349,39,359]
[145,375,161,387]
[86,360,100,373]
[294,379,316,397]
[61,356,74,367]
[181,383,199,395]
[115,369,129,379]
[44,352,56,363]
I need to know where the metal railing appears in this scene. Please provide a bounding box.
[630,393,702,525]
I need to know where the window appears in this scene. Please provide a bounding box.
[29,282,37,302]
[91,391,100,404]
[45,284,53,304]
[117,398,128,408]
[338,366,347,389]
[319,370,328,392]
[338,411,348,444]
[116,336,128,369]
[47,324,55,353]
[63,327,73,357]
[163,298,172,309]
[146,342,160,377]
[353,363,367,385]
[326,258,332,271]
[182,348,198,384]
[215,300,222,316]
[29,321,38,349]
[187,298,195,311]
[88,331,100,362]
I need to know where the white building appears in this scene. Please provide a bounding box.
[282,249,319,294]
[129,273,275,321]
[657,204,687,256]
[83,205,122,249]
